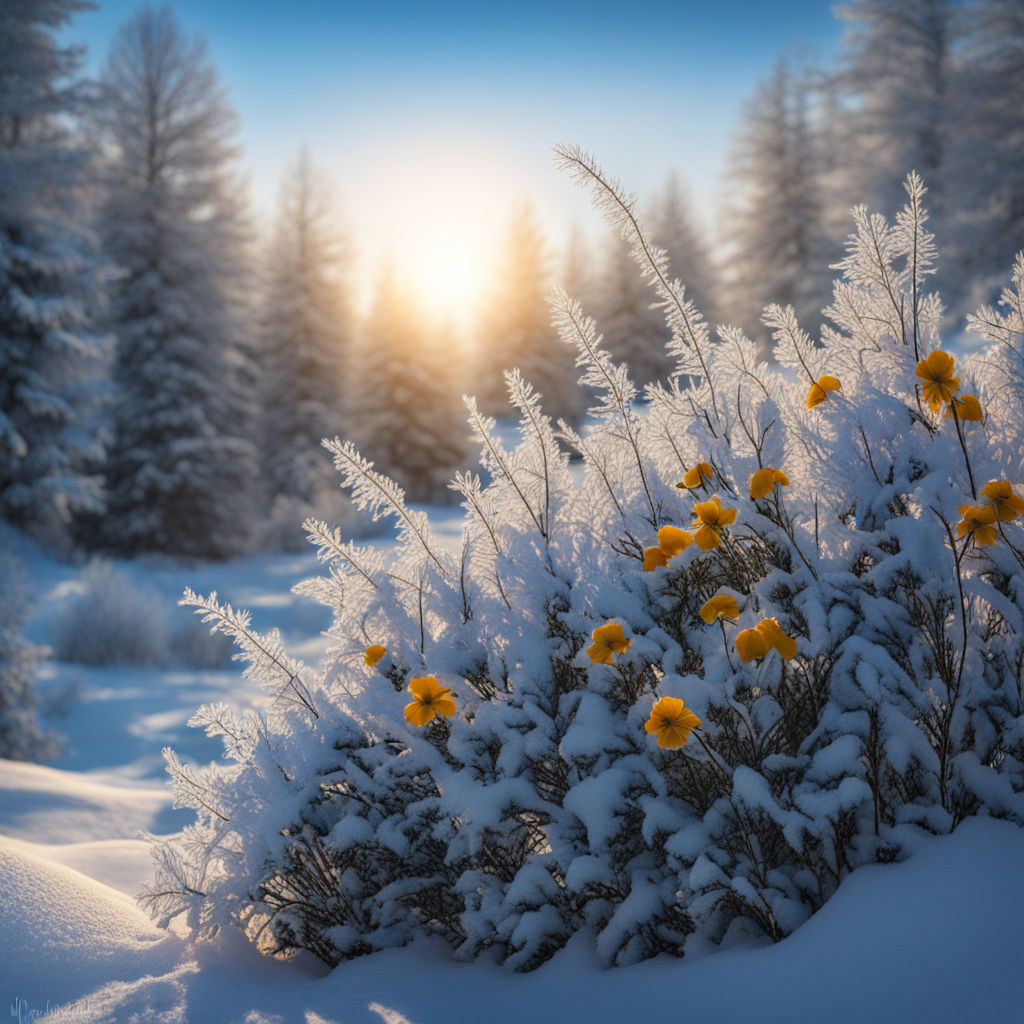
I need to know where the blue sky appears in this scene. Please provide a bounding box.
[67,1,846,316]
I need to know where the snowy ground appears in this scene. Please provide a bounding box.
[3,509,1023,1024]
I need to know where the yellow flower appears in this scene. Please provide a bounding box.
[690,494,738,551]
[735,627,770,663]
[644,695,701,749]
[756,617,798,660]
[981,480,1024,523]
[736,617,797,663]
[678,461,714,490]
[915,350,960,411]
[643,525,694,572]
[748,467,790,500]
[956,504,999,546]
[643,546,669,572]
[404,675,456,726]
[944,394,984,422]
[806,375,841,409]
[364,644,386,667]
[587,622,631,665]
[699,593,740,624]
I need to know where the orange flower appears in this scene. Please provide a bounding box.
[644,696,701,749]
[749,467,790,500]
[690,494,737,551]
[736,617,797,663]
[678,461,714,490]
[944,394,984,422]
[404,676,457,726]
[699,593,740,624]
[956,504,999,546]
[643,525,694,572]
[981,480,1024,523]
[587,622,631,665]
[915,350,960,411]
[364,644,387,667]
[806,375,841,409]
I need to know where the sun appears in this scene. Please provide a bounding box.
[400,236,489,329]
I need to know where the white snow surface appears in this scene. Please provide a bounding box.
[3,518,1022,1023]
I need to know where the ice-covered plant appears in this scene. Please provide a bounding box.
[142,152,1024,971]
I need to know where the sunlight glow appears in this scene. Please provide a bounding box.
[340,134,532,329]
[401,238,488,328]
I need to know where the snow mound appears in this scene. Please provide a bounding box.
[0,759,173,843]
[0,835,182,1013]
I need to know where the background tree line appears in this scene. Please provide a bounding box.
[2,0,1022,561]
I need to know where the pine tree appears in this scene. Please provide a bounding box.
[0,543,57,761]
[650,173,717,327]
[947,0,1024,312]
[345,266,468,503]
[722,58,834,346]
[833,0,954,218]
[595,225,671,390]
[95,6,257,559]
[474,202,580,424]
[0,0,108,545]
[260,148,353,535]
[595,174,718,390]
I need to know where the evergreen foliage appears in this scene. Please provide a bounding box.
[0,545,58,761]
[144,154,1024,973]
[95,5,257,559]
[345,267,469,504]
[260,149,353,537]
[596,174,717,390]
[722,58,835,347]
[475,202,580,424]
[0,0,109,545]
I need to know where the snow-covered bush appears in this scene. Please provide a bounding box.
[0,549,58,761]
[54,561,168,668]
[143,152,1024,971]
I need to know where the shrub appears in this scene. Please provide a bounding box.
[54,560,169,668]
[142,154,1024,971]
[0,549,59,760]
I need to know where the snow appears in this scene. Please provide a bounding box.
[3,526,1023,1023]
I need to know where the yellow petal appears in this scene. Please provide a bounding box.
[693,524,721,551]
[756,617,797,660]
[364,644,386,667]
[735,627,769,663]
[657,525,693,558]
[404,700,436,727]
[643,546,669,572]
[433,693,457,717]
[806,383,826,409]
[699,594,739,624]
[749,467,777,500]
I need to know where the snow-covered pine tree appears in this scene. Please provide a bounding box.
[594,225,671,390]
[722,58,834,350]
[345,266,468,503]
[946,0,1024,313]
[650,173,718,330]
[0,544,57,761]
[95,6,257,559]
[0,0,109,546]
[260,148,354,538]
[596,173,718,390]
[561,220,593,313]
[832,0,954,231]
[474,202,580,424]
